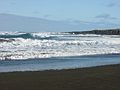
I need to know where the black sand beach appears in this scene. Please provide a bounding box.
[0,64,120,90]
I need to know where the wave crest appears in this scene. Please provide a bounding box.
[0,32,57,40]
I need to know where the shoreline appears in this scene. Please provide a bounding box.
[0,63,120,74]
[0,53,120,73]
[0,64,120,90]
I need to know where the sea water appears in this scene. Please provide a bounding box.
[0,32,120,72]
[0,54,120,72]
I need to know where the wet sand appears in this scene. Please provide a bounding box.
[0,64,120,90]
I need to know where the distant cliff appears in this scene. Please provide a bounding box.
[68,29,120,35]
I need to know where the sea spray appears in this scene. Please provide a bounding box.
[0,32,120,60]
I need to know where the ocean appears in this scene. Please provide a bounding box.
[0,32,120,72]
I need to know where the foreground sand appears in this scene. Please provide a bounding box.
[0,64,120,90]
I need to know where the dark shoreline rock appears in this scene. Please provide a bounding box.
[68,29,120,35]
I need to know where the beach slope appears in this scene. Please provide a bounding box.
[0,64,120,90]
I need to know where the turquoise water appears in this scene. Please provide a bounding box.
[0,54,120,73]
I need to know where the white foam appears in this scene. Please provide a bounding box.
[0,32,120,60]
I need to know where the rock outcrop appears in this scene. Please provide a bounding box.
[69,29,120,35]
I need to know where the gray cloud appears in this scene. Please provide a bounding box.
[107,3,116,7]
[106,1,120,7]
[44,14,51,18]
[95,14,118,20]
[32,11,40,14]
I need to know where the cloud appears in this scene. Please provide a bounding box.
[106,1,120,7]
[95,14,118,20]
[32,11,40,14]
[107,3,116,7]
[44,14,51,18]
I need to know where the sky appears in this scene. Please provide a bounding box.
[0,0,120,31]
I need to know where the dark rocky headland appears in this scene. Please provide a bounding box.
[68,29,120,35]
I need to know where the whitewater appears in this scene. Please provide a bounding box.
[0,32,120,60]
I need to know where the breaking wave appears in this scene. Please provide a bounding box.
[0,32,120,60]
[0,32,57,40]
